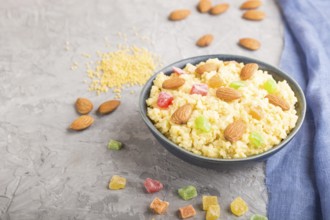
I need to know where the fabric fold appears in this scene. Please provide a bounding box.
[266,0,330,219]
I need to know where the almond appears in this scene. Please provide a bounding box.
[75,97,93,115]
[216,87,242,102]
[196,63,218,75]
[70,115,94,131]
[198,0,212,13]
[249,106,263,120]
[171,104,193,124]
[98,100,121,114]
[208,75,223,88]
[196,34,214,47]
[240,0,262,9]
[242,10,266,20]
[210,3,230,15]
[240,63,259,80]
[239,38,261,50]
[168,9,191,21]
[224,119,246,142]
[162,77,185,89]
[266,94,290,111]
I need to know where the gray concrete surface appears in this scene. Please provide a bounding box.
[0,0,283,219]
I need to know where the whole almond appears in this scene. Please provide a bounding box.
[240,63,259,80]
[216,87,242,102]
[162,77,185,89]
[171,104,193,124]
[196,34,214,47]
[242,10,266,20]
[210,3,230,15]
[198,0,212,13]
[196,63,218,75]
[75,97,93,114]
[98,100,121,114]
[169,9,191,21]
[266,94,290,111]
[70,115,94,131]
[208,75,223,88]
[224,119,246,142]
[239,38,261,50]
[240,0,262,9]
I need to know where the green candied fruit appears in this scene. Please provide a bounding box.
[178,185,198,200]
[195,116,211,132]
[263,79,277,93]
[250,214,268,220]
[249,132,264,148]
[108,139,123,150]
[229,81,246,89]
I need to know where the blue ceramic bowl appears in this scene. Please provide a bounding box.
[139,54,306,167]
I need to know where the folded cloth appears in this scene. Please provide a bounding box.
[266,0,330,219]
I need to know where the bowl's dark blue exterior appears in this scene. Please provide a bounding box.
[139,54,306,167]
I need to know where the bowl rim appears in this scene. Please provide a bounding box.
[139,54,306,162]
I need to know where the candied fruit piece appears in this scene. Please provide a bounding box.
[108,139,123,150]
[178,205,196,219]
[144,178,163,193]
[190,84,208,96]
[178,185,198,200]
[195,116,211,132]
[206,204,220,220]
[157,92,174,108]
[208,75,223,88]
[109,175,126,190]
[263,79,277,93]
[229,81,246,89]
[249,132,264,147]
[150,197,169,214]
[249,106,263,120]
[250,214,268,220]
[173,66,186,75]
[230,197,249,216]
[202,195,218,210]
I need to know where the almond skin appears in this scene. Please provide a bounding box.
[196,34,214,47]
[208,75,223,88]
[70,115,94,131]
[75,97,93,114]
[240,0,262,9]
[242,10,266,20]
[224,119,246,142]
[240,63,259,80]
[239,38,261,50]
[216,87,242,102]
[169,9,191,21]
[266,94,290,111]
[98,100,121,114]
[198,0,212,13]
[171,104,193,124]
[196,63,218,75]
[210,3,230,15]
[162,77,185,89]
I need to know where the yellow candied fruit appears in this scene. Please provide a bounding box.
[202,195,218,211]
[206,204,220,220]
[108,175,126,190]
[230,197,249,216]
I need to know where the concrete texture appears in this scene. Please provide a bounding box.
[0,0,283,219]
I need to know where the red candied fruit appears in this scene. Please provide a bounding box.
[144,178,164,193]
[190,84,208,96]
[157,92,174,108]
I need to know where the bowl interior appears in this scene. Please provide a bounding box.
[139,54,306,164]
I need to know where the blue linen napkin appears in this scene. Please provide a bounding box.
[266,0,330,219]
